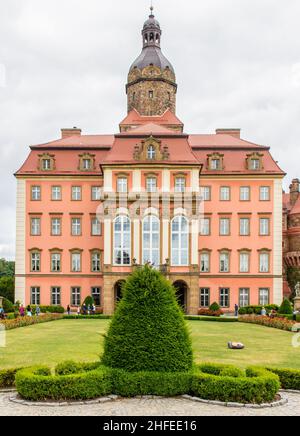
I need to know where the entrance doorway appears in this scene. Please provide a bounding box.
[173,280,188,313]
[114,280,126,306]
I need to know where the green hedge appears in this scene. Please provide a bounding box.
[266,367,300,391]
[191,364,280,404]
[14,360,280,404]
[63,315,112,320]
[239,305,279,315]
[31,305,65,314]
[1,314,63,331]
[15,365,112,401]
[0,368,23,388]
[185,316,238,323]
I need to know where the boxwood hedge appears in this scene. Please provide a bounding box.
[14,360,280,404]
[266,367,300,391]
[0,367,23,388]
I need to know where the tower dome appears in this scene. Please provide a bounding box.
[126,8,177,116]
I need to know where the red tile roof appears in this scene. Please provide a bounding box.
[188,134,265,149]
[118,122,180,136]
[31,135,114,149]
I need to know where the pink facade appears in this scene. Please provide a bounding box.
[14,10,285,314]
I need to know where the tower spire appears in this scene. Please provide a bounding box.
[150,0,154,16]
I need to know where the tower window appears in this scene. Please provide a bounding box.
[150,33,154,42]
[156,34,160,44]
[149,90,154,99]
[147,145,156,160]
[133,92,136,101]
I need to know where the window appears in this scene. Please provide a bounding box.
[42,159,51,170]
[250,159,260,170]
[260,218,270,236]
[220,288,230,308]
[259,288,269,306]
[220,218,230,236]
[146,177,157,193]
[92,287,101,306]
[239,252,250,273]
[114,216,131,265]
[220,252,230,273]
[91,251,101,272]
[142,216,160,266]
[72,186,82,201]
[31,287,40,305]
[82,158,91,170]
[71,252,81,272]
[175,177,186,193]
[259,252,270,273]
[239,288,249,307]
[91,217,101,236]
[51,287,61,305]
[147,145,156,160]
[240,186,250,201]
[200,252,210,272]
[200,288,210,308]
[200,186,211,201]
[71,218,81,236]
[171,216,189,266]
[71,287,81,306]
[91,186,101,201]
[220,187,230,201]
[117,178,128,193]
[51,186,61,201]
[260,186,270,201]
[200,218,210,236]
[211,159,221,170]
[31,218,41,236]
[240,218,250,236]
[51,218,61,236]
[31,252,41,272]
[51,253,61,272]
[149,90,154,99]
[31,186,41,201]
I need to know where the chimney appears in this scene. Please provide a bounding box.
[216,128,241,139]
[61,127,82,139]
[289,178,300,206]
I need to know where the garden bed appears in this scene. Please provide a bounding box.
[238,315,298,331]
[0,314,63,331]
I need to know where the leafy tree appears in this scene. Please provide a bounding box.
[209,302,221,312]
[0,276,14,302]
[102,265,193,372]
[0,259,15,277]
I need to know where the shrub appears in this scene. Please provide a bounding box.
[0,368,23,388]
[239,315,296,331]
[191,364,280,404]
[209,302,221,312]
[63,314,110,320]
[197,308,223,317]
[0,314,63,331]
[239,305,279,315]
[278,299,293,315]
[102,265,193,373]
[31,305,65,314]
[82,296,94,309]
[2,298,14,313]
[55,360,101,376]
[185,316,238,323]
[266,367,300,391]
[15,366,112,401]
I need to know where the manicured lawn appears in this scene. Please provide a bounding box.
[0,319,299,370]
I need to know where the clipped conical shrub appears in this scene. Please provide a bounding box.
[278,298,293,315]
[102,265,193,372]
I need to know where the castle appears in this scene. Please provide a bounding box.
[14,9,285,314]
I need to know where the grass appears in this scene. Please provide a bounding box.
[0,319,299,370]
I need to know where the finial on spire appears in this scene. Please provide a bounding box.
[150,0,154,16]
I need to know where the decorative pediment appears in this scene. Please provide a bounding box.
[207,152,224,171]
[133,136,169,161]
[78,153,96,171]
[38,153,56,171]
[246,152,264,171]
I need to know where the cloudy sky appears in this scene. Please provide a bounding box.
[0,0,300,260]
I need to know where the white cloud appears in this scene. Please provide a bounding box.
[0,0,299,259]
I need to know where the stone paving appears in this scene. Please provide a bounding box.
[0,391,299,416]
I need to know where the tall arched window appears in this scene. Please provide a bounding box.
[142,216,160,266]
[113,216,131,265]
[171,216,189,266]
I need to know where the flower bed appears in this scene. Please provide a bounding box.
[238,315,297,331]
[197,309,224,317]
[0,314,63,331]
[14,360,280,404]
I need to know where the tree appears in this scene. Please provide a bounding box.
[0,276,15,302]
[278,298,293,315]
[287,267,300,299]
[0,259,15,277]
[102,265,193,372]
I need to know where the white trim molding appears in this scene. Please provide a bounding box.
[15,179,26,303]
[273,178,283,304]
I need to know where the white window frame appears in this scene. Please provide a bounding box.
[51,218,61,236]
[91,217,101,236]
[171,216,189,266]
[200,288,210,308]
[71,287,81,306]
[260,186,270,201]
[175,177,186,193]
[117,178,128,193]
[239,288,249,307]
[31,186,41,201]
[31,287,40,305]
[220,288,230,308]
[71,253,81,272]
[51,253,61,272]
[240,218,250,236]
[239,252,250,273]
[91,252,101,272]
[260,218,270,236]
[220,218,230,236]
[147,145,156,160]
[220,252,230,273]
[31,252,41,272]
[113,216,131,266]
[259,288,269,306]
[200,252,210,272]
[91,186,101,201]
[72,186,82,201]
[51,287,61,305]
[220,186,230,201]
[142,215,160,267]
[200,186,211,201]
[240,186,250,201]
[259,252,270,273]
[31,218,41,236]
[146,177,157,193]
[51,186,61,201]
[71,218,81,236]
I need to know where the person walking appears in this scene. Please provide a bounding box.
[234,304,239,317]
[67,305,71,316]
[35,305,41,316]
[19,305,25,317]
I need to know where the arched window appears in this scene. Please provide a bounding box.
[113,216,131,265]
[143,216,160,266]
[147,145,156,159]
[171,216,189,266]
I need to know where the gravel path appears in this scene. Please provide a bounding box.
[0,391,299,416]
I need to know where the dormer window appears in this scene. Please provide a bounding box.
[246,152,263,171]
[78,153,95,172]
[147,145,156,160]
[207,153,224,171]
[38,153,55,171]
